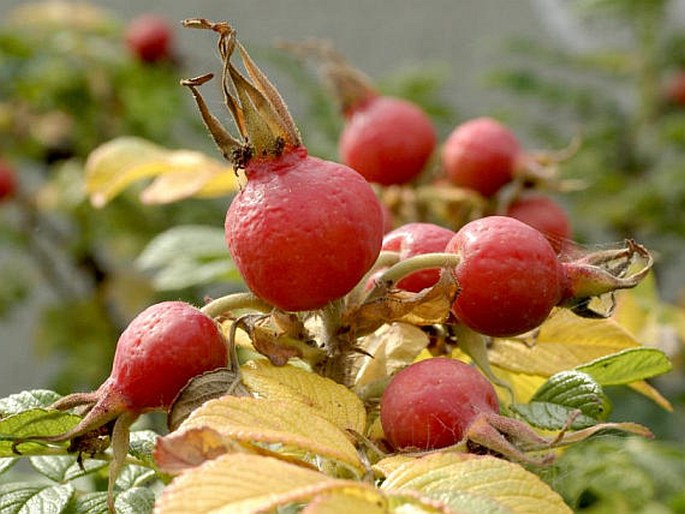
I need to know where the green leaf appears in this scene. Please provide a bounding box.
[511,371,611,430]
[0,390,62,416]
[575,347,672,385]
[29,455,106,482]
[136,225,228,269]
[113,488,155,514]
[136,225,241,290]
[115,465,157,490]
[128,430,158,469]
[0,409,81,456]
[66,492,109,514]
[0,457,18,476]
[0,482,74,513]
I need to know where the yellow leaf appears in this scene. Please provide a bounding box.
[155,453,377,514]
[84,137,236,207]
[373,454,418,478]
[489,309,640,376]
[240,360,367,434]
[171,395,365,474]
[381,452,572,514]
[302,489,389,514]
[355,323,430,390]
[628,380,673,411]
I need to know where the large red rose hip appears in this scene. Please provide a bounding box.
[446,216,564,338]
[225,146,383,312]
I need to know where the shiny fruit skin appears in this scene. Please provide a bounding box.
[108,301,228,412]
[442,117,520,197]
[339,96,437,185]
[505,194,571,254]
[225,146,384,311]
[382,222,455,292]
[125,14,172,63]
[446,216,563,338]
[380,357,499,450]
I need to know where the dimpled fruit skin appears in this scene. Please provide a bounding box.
[109,301,227,411]
[441,117,520,197]
[225,146,384,311]
[506,194,571,254]
[446,216,563,338]
[382,222,455,292]
[339,96,436,186]
[380,358,499,450]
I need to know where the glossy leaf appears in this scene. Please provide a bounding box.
[575,347,672,385]
[511,371,610,430]
[380,452,572,513]
[29,455,106,482]
[241,360,367,434]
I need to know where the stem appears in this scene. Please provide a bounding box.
[346,250,400,305]
[201,292,273,318]
[364,252,460,302]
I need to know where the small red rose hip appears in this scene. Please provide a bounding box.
[125,14,173,63]
[446,216,564,338]
[0,159,17,200]
[339,96,437,185]
[505,194,572,254]
[381,222,455,292]
[442,117,521,197]
[380,357,499,450]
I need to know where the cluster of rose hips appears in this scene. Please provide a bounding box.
[21,19,653,511]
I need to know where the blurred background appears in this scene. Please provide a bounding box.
[2,1,685,510]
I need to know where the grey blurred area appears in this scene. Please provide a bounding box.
[0,0,554,396]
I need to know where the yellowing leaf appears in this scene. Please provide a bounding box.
[84,137,236,207]
[355,323,429,391]
[381,452,572,514]
[628,380,673,411]
[169,395,365,474]
[155,453,378,514]
[302,489,389,514]
[240,361,366,434]
[489,309,640,377]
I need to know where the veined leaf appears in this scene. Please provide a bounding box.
[301,489,389,514]
[489,309,641,377]
[381,452,572,514]
[511,370,610,430]
[241,360,367,434]
[68,488,155,514]
[575,347,672,385]
[84,137,236,207]
[158,396,364,474]
[0,390,62,416]
[29,454,106,482]
[0,482,74,514]
[154,453,376,514]
[0,409,80,457]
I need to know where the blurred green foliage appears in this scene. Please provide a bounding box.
[488,0,685,304]
[0,3,225,393]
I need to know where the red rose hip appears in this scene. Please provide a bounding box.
[446,216,564,337]
[380,357,499,450]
